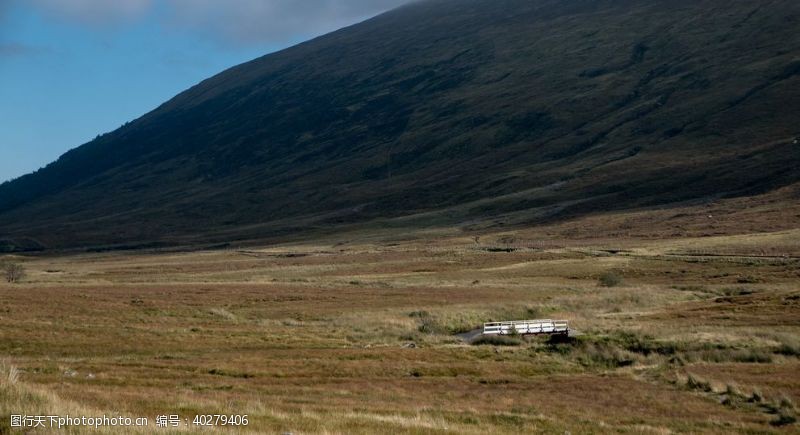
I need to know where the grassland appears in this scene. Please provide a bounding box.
[1,223,799,433]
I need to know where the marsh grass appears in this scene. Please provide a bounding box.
[539,331,784,370]
[412,305,548,335]
[1,231,798,433]
[675,370,800,427]
[0,362,182,434]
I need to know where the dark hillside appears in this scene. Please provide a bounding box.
[1,0,799,250]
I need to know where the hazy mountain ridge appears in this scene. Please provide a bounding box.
[1,0,799,251]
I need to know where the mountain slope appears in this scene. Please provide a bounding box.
[2,0,800,251]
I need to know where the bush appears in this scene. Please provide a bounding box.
[2,261,25,283]
[471,335,522,346]
[598,271,623,287]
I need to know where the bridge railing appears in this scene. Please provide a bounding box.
[483,319,569,336]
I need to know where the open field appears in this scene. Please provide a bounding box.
[1,224,800,433]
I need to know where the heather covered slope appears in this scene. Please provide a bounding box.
[1,0,799,250]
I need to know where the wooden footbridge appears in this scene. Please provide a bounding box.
[483,319,569,336]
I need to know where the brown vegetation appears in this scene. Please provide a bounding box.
[0,222,798,433]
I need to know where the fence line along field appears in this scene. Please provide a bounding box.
[1,225,799,433]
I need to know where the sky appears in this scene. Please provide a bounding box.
[0,0,409,183]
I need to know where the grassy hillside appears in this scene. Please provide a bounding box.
[1,0,799,250]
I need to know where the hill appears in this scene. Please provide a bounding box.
[1,0,799,251]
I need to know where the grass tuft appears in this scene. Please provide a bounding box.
[771,395,798,426]
[686,374,713,393]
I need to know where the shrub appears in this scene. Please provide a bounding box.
[2,261,25,283]
[598,271,623,287]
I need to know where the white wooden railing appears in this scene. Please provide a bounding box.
[483,319,569,336]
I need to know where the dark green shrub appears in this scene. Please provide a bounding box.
[598,271,623,287]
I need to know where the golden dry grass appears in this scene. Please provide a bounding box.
[1,227,799,433]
